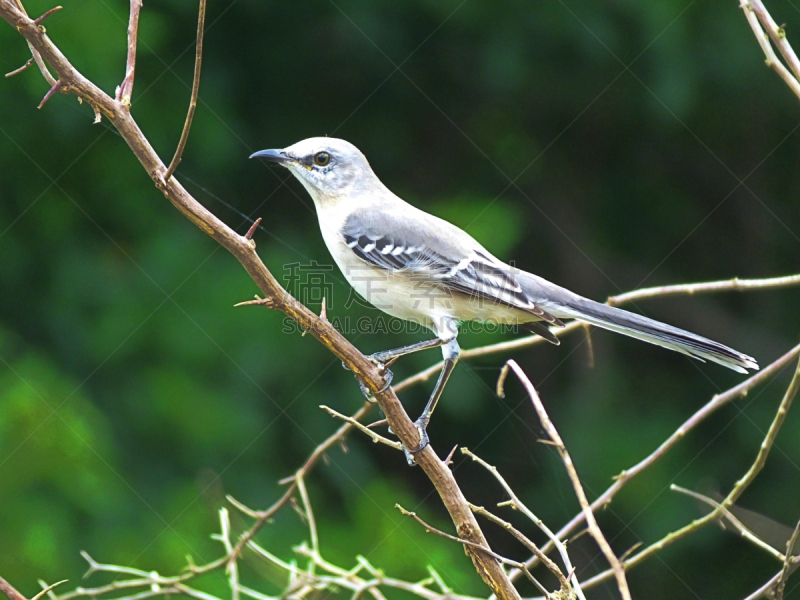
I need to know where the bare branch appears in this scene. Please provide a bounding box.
[607,273,800,305]
[728,358,800,505]
[460,448,586,600]
[211,509,240,600]
[320,405,403,450]
[0,3,519,593]
[498,360,631,600]
[30,583,67,600]
[116,0,141,105]
[468,503,570,593]
[750,0,800,80]
[777,518,800,599]
[740,1,800,100]
[5,56,34,77]
[164,0,206,181]
[0,577,29,600]
[395,505,552,598]
[508,341,800,584]
[580,356,800,590]
[670,485,784,560]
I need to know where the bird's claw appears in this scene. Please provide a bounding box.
[403,417,430,466]
[355,368,393,402]
[377,368,394,392]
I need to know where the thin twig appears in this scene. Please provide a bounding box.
[164,0,206,181]
[607,273,800,305]
[749,0,800,80]
[212,509,240,600]
[116,0,141,105]
[5,56,33,77]
[320,405,403,450]
[468,503,571,594]
[295,473,318,557]
[670,485,783,560]
[740,1,800,100]
[460,448,586,600]
[395,505,550,598]
[580,357,800,590]
[508,341,800,584]
[31,583,67,600]
[777,517,800,599]
[743,555,800,600]
[498,360,631,600]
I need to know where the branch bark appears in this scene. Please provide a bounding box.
[0,577,27,600]
[0,3,517,598]
[498,360,631,600]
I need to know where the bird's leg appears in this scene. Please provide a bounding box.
[367,337,446,366]
[348,337,446,402]
[404,339,460,465]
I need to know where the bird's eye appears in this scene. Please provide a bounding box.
[313,152,331,166]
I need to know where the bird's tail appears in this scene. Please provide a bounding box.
[553,296,758,373]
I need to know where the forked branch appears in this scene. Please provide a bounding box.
[0,2,517,597]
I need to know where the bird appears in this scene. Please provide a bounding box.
[251,137,758,460]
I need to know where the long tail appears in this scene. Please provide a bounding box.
[552,296,758,374]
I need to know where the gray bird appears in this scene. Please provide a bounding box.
[251,137,758,458]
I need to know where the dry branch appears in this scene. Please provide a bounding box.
[740,0,800,100]
[0,577,28,600]
[507,340,800,584]
[497,360,631,600]
[579,356,800,590]
[116,0,141,105]
[0,2,517,597]
[164,0,206,180]
[2,1,800,597]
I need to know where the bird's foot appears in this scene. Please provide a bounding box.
[403,416,430,466]
[351,358,393,402]
[365,353,394,393]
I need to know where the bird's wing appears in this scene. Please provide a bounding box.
[341,210,563,325]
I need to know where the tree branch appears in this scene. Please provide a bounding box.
[497,360,631,600]
[0,3,517,597]
[460,448,586,600]
[580,356,800,590]
[164,0,206,180]
[508,341,800,584]
[116,0,142,105]
[0,577,28,600]
[740,0,800,101]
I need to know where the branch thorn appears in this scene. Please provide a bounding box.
[38,79,62,109]
[34,5,62,26]
[234,296,277,309]
[444,444,458,466]
[244,217,261,240]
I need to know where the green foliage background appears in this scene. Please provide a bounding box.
[1,0,800,597]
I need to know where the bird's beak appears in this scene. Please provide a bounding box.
[249,149,293,164]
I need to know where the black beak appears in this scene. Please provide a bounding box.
[249,149,292,163]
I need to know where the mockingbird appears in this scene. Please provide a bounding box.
[252,137,758,458]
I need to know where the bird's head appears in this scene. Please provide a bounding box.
[250,137,378,203]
